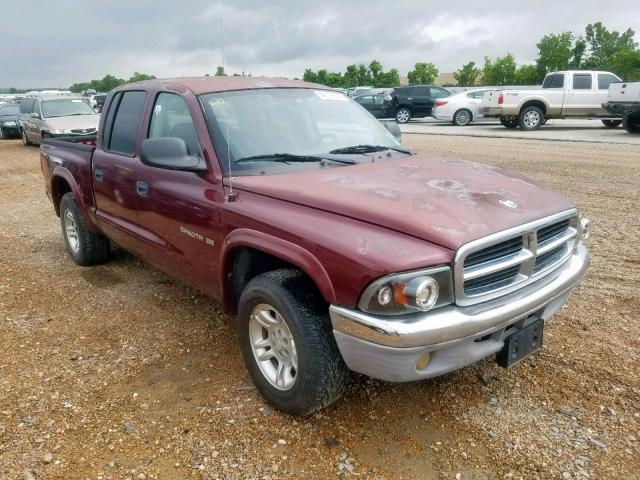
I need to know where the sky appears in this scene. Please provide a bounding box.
[1,0,639,88]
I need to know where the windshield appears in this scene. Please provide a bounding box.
[41,98,96,118]
[200,88,403,175]
[0,105,20,116]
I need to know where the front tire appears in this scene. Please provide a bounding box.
[237,269,348,416]
[499,116,518,129]
[623,115,640,134]
[60,193,110,266]
[395,107,411,124]
[518,106,544,131]
[602,119,622,128]
[21,129,34,146]
[452,109,472,126]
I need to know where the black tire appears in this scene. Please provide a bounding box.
[602,119,622,128]
[518,106,545,131]
[499,116,518,129]
[395,107,411,124]
[237,268,348,416]
[0,128,4,140]
[21,129,34,146]
[59,192,110,266]
[623,115,640,134]
[452,108,472,126]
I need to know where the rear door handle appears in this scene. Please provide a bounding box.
[94,169,104,182]
[136,180,149,197]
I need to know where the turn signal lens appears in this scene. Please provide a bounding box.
[580,217,590,240]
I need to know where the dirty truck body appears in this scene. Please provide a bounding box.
[40,77,590,415]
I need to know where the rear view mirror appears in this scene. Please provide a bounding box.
[381,120,402,142]
[140,137,207,172]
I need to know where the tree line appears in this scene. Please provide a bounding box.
[304,22,640,88]
[69,72,157,93]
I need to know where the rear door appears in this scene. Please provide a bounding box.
[563,73,594,115]
[134,91,223,292]
[408,86,430,116]
[92,90,148,249]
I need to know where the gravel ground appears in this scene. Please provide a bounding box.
[0,136,638,480]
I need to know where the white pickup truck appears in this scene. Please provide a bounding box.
[603,81,640,134]
[482,70,623,130]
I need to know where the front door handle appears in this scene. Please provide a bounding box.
[136,180,149,197]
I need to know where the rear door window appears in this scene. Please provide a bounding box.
[410,86,429,97]
[107,91,147,156]
[20,98,35,114]
[430,87,449,99]
[542,74,564,88]
[572,74,592,90]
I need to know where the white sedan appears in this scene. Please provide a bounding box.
[432,88,493,126]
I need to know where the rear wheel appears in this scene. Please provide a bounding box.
[21,129,34,146]
[602,119,622,128]
[395,108,411,124]
[452,109,472,126]
[499,116,518,129]
[237,269,348,416]
[518,106,544,130]
[622,114,640,134]
[60,193,110,266]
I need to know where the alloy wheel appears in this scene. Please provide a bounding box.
[63,209,80,254]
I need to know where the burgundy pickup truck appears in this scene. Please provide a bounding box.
[40,77,590,415]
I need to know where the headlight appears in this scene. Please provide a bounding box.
[2,121,17,126]
[358,266,453,315]
[49,129,72,135]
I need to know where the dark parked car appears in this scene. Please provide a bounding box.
[354,93,393,118]
[0,104,21,139]
[388,85,450,123]
[93,94,107,112]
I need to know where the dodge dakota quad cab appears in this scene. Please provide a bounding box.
[603,81,640,134]
[40,77,590,415]
[482,70,622,130]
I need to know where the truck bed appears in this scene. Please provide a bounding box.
[605,82,640,116]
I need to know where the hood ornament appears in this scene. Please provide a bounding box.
[499,198,518,209]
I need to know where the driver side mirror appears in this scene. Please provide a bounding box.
[30,112,40,119]
[140,137,207,172]
[381,120,402,142]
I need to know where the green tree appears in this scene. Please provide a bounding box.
[343,64,359,87]
[515,64,540,85]
[128,72,156,83]
[453,61,481,86]
[481,54,517,85]
[608,48,640,80]
[570,37,587,68]
[407,62,438,84]
[303,69,318,83]
[99,74,125,92]
[536,32,574,76]
[357,64,372,86]
[215,66,226,76]
[582,22,637,70]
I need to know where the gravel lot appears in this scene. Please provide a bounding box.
[0,135,638,480]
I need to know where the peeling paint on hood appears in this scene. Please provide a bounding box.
[232,155,575,250]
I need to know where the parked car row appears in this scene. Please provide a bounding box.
[355,84,451,123]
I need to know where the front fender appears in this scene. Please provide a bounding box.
[220,228,337,308]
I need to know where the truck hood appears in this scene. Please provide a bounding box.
[232,155,575,251]
[45,114,100,131]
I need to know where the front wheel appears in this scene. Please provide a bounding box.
[602,119,622,128]
[452,109,472,126]
[395,108,411,124]
[499,116,518,129]
[21,129,34,146]
[60,193,110,266]
[237,269,348,416]
[518,106,544,130]
[622,114,640,134]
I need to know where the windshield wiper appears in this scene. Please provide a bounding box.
[329,144,411,155]
[236,153,355,165]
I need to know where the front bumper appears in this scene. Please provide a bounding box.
[330,243,589,381]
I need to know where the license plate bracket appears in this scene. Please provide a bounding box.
[497,319,544,368]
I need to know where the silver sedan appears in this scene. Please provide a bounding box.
[432,88,492,126]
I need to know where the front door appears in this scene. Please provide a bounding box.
[409,86,431,116]
[92,90,148,250]
[134,91,223,295]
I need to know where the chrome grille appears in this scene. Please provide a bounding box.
[70,128,96,135]
[454,211,578,306]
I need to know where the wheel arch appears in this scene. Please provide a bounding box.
[220,229,337,314]
[519,99,548,115]
[51,169,83,217]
